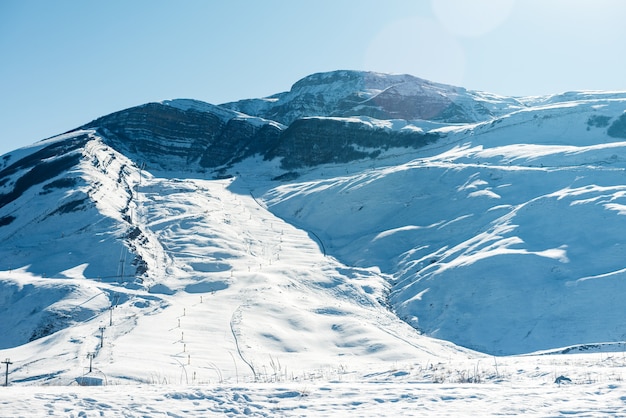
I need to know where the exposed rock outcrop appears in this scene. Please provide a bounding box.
[82,102,282,171]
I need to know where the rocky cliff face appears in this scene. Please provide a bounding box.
[81,101,282,172]
[269,117,440,169]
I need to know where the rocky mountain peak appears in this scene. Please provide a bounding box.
[222,70,525,125]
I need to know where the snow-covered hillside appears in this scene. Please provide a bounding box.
[0,132,474,387]
[256,94,626,355]
[3,70,626,415]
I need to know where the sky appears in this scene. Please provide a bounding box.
[2,0,626,156]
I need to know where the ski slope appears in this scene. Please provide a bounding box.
[0,145,475,388]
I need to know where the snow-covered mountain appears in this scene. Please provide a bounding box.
[221,70,526,124]
[3,70,626,390]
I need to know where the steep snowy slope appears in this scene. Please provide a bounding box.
[0,131,162,352]
[255,93,626,355]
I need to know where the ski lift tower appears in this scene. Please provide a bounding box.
[2,358,12,386]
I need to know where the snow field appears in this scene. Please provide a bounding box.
[3,353,626,416]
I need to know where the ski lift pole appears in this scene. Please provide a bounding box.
[2,358,12,386]
[99,326,106,348]
[87,353,94,373]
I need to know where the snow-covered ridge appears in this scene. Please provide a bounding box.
[222,70,528,125]
[161,98,240,120]
[161,99,285,129]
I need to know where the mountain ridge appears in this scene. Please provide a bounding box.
[221,69,528,125]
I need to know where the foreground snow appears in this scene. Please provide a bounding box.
[3,383,625,417]
[2,352,626,417]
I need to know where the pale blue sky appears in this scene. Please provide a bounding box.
[2,0,626,156]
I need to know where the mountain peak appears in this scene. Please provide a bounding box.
[288,70,429,92]
[223,69,522,125]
